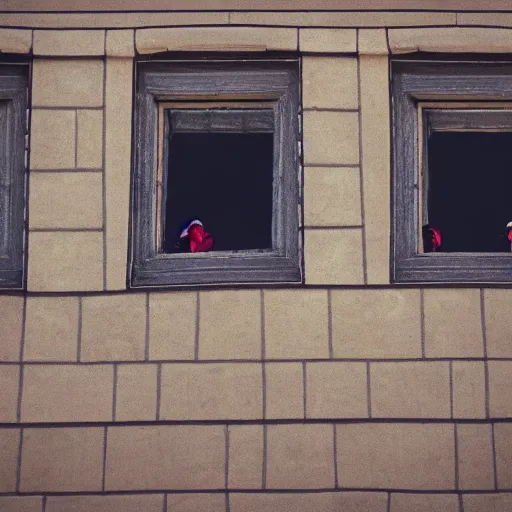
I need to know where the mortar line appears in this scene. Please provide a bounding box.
[480,289,490,419]
[225,492,231,512]
[458,492,464,512]
[327,290,333,359]
[262,424,267,489]
[366,361,372,418]
[420,289,426,359]
[145,292,150,361]
[156,363,162,421]
[225,425,230,490]
[15,428,23,493]
[101,426,108,492]
[74,109,78,168]
[77,296,83,362]
[356,54,368,284]
[454,423,460,490]
[302,361,307,419]
[42,495,47,512]
[449,360,454,419]
[332,424,339,488]
[163,493,167,512]
[101,49,107,291]
[386,492,391,512]
[260,290,267,420]
[194,291,200,360]
[112,363,118,421]
[17,296,27,423]
[491,422,499,490]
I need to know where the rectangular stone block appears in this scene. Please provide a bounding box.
[166,494,225,512]
[306,362,368,418]
[390,494,459,512]
[484,289,512,357]
[370,362,450,418]
[21,364,113,422]
[160,363,262,420]
[228,425,263,489]
[115,364,157,421]
[302,57,358,109]
[332,289,421,358]
[20,427,104,492]
[304,167,361,227]
[33,30,105,55]
[358,29,388,55]
[359,54,391,284]
[105,58,132,290]
[459,13,512,26]
[303,111,359,165]
[452,361,486,419]
[457,424,494,490]
[28,232,103,292]
[24,296,78,362]
[0,28,32,53]
[32,59,103,107]
[105,425,225,490]
[136,27,297,53]
[494,423,512,488]
[0,429,19,492]
[489,361,512,417]
[198,290,261,360]
[336,423,455,489]
[0,366,19,422]
[81,294,146,361]
[266,424,334,489]
[29,172,103,229]
[424,289,484,358]
[106,29,135,57]
[77,110,103,169]
[464,494,512,512]
[0,295,23,361]
[304,229,364,284]
[0,496,43,512]
[389,27,512,54]
[149,292,196,360]
[264,290,329,359]
[265,362,303,419]
[46,495,164,512]
[230,492,388,512]
[30,109,75,169]
[299,28,356,52]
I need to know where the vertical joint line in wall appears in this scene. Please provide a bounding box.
[112,363,118,421]
[386,492,391,512]
[332,424,339,488]
[260,291,267,420]
[356,55,368,285]
[420,289,426,359]
[162,493,168,512]
[458,493,464,512]
[225,492,231,512]
[449,360,454,420]
[480,289,490,419]
[366,361,372,418]
[15,428,23,493]
[385,28,392,55]
[224,425,230,491]
[302,361,307,419]
[74,109,78,168]
[262,424,267,489]
[101,54,108,291]
[17,296,27,422]
[77,296,83,362]
[327,290,333,359]
[491,422,498,490]
[145,292,150,361]
[102,426,108,492]
[42,495,47,512]
[194,291,200,361]
[454,423,460,491]
[156,363,162,421]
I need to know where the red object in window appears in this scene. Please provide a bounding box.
[180,220,213,253]
[422,225,442,252]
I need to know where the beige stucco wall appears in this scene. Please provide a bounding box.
[2,10,512,512]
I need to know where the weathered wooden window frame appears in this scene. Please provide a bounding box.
[392,59,512,283]
[130,59,300,287]
[0,64,28,290]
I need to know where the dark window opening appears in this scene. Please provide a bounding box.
[427,131,512,253]
[162,109,274,253]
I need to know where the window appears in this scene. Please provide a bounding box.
[392,59,512,283]
[0,64,28,289]
[131,59,300,287]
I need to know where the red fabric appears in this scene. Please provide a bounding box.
[188,224,213,252]
[431,227,442,251]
